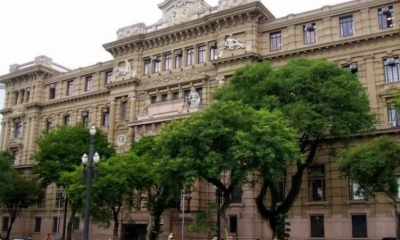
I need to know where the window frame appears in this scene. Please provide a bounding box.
[34,217,42,232]
[144,58,151,75]
[384,57,400,83]
[310,215,325,238]
[66,80,74,96]
[102,108,110,127]
[308,165,326,202]
[106,71,113,84]
[351,214,367,238]
[198,45,206,63]
[165,53,172,70]
[303,23,317,45]
[85,76,92,92]
[339,15,354,37]
[186,48,195,66]
[49,84,56,100]
[270,31,282,52]
[121,101,128,121]
[378,6,394,29]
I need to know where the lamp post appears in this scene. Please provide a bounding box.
[215,187,222,240]
[82,126,100,240]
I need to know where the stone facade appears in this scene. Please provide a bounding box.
[1,0,400,239]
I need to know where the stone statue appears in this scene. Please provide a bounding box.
[114,60,132,78]
[225,34,244,49]
[187,87,201,108]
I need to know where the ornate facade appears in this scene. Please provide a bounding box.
[1,0,400,239]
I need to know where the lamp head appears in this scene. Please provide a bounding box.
[93,152,100,164]
[89,125,96,136]
[81,153,88,165]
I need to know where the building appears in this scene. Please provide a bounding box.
[0,0,400,239]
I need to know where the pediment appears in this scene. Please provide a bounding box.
[158,0,210,26]
[378,85,400,98]
[138,71,208,90]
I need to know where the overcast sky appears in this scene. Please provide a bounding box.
[0,0,351,75]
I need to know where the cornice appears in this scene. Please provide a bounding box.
[263,29,400,61]
[212,52,263,65]
[50,61,114,82]
[128,111,192,127]
[41,89,110,107]
[106,77,140,89]
[0,65,60,86]
[103,2,272,57]
[0,108,12,115]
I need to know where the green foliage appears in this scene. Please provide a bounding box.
[33,124,115,187]
[338,136,400,200]
[188,203,217,235]
[0,151,17,199]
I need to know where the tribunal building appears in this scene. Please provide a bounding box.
[1,0,400,239]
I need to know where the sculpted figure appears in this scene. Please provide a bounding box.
[187,87,201,108]
[225,34,244,49]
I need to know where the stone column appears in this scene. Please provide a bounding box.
[0,122,6,150]
[364,55,377,111]
[23,118,30,165]
[27,117,37,164]
[127,92,137,142]
[107,98,116,143]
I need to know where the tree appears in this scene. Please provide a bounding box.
[157,101,301,239]
[213,59,375,238]
[0,175,44,240]
[338,136,400,240]
[33,124,115,240]
[0,151,17,200]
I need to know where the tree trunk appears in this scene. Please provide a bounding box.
[113,209,120,240]
[66,207,77,240]
[5,214,17,240]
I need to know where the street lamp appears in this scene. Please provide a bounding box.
[82,125,100,240]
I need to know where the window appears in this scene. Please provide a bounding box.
[349,179,364,200]
[121,101,128,121]
[173,92,179,100]
[339,15,354,37]
[388,104,400,127]
[186,48,195,65]
[73,217,80,231]
[343,62,358,74]
[231,185,242,203]
[106,71,113,84]
[14,91,19,104]
[102,108,110,127]
[35,217,42,232]
[175,50,182,68]
[2,216,9,231]
[82,111,89,128]
[45,118,52,133]
[308,165,325,202]
[304,23,316,45]
[49,84,56,100]
[12,150,19,166]
[64,115,70,125]
[20,89,25,103]
[209,41,218,60]
[153,56,161,73]
[351,215,367,238]
[229,215,237,233]
[378,6,394,29]
[161,94,168,102]
[26,88,31,102]
[150,95,157,104]
[384,57,400,82]
[198,45,206,63]
[165,53,172,70]
[310,215,324,237]
[55,192,64,208]
[144,59,151,75]
[274,178,286,202]
[85,76,92,92]
[52,217,59,233]
[66,80,74,96]
[270,31,282,51]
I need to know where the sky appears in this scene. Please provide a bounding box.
[0,0,351,76]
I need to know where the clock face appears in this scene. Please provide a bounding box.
[116,134,126,146]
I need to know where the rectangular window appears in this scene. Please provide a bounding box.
[64,115,70,125]
[310,215,324,237]
[26,88,31,102]
[304,23,316,45]
[229,215,237,233]
[175,50,182,68]
[73,217,80,231]
[274,178,286,202]
[82,112,89,128]
[66,80,74,96]
[55,192,64,208]
[161,94,168,102]
[35,217,42,232]
[198,45,206,63]
[349,179,364,200]
[106,71,113,84]
[384,57,400,83]
[102,108,110,127]
[209,41,218,60]
[2,216,9,231]
[153,56,161,73]
[52,217,59,233]
[150,95,157,104]
[186,48,195,66]
[14,91,19,104]
[46,119,52,133]
[85,76,92,92]
[270,31,282,51]
[352,215,367,238]
[231,185,242,203]
[144,59,151,75]
[121,101,128,121]
[49,84,56,100]
[173,92,179,100]
[339,15,354,37]
[308,165,325,202]
[20,89,25,103]
[165,53,172,70]
[378,6,394,29]
[388,104,400,127]
[343,62,358,74]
